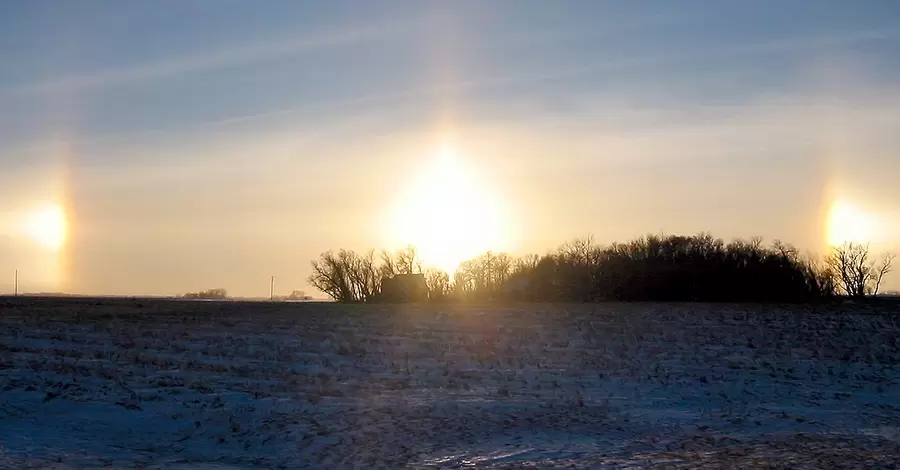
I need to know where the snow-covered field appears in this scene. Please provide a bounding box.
[1,299,899,468]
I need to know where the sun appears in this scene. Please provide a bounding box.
[826,199,873,247]
[23,204,68,252]
[388,148,510,273]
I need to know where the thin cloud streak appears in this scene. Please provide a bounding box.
[3,20,412,97]
[481,26,900,90]
[5,24,899,170]
[26,25,900,142]
[140,26,900,127]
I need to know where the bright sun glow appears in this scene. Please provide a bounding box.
[23,204,68,252]
[826,199,873,247]
[389,147,509,273]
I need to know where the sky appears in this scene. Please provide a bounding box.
[2,0,900,297]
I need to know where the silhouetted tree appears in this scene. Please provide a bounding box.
[557,236,603,301]
[505,254,541,300]
[497,233,832,302]
[512,254,540,276]
[453,251,513,300]
[379,245,423,279]
[826,242,895,298]
[308,249,380,302]
[183,288,227,300]
[310,233,838,303]
[395,245,423,275]
[424,268,451,300]
[874,254,896,296]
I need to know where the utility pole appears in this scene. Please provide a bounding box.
[14,269,18,297]
[270,276,275,301]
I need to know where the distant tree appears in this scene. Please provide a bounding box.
[424,268,451,300]
[453,251,514,300]
[378,250,397,280]
[452,261,476,297]
[288,290,312,300]
[308,249,380,302]
[348,250,381,301]
[309,250,350,302]
[826,242,895,298]
[559,235,597,264]
[512,254,540,276]
[505,233,832,302]
[874,253,896,296]
[309,233,840,303]
[556,236,603,301]
[802,254,837,298]
[183,288,227,300]
[379,245,423,279]
[395,245,423,275]
[488,252,513,292]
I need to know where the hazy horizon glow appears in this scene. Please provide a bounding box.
[1,1,899,296]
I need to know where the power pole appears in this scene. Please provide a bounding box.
[270,276,275,301]
[14,269,18,296]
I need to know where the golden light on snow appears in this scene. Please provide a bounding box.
[22,203,68,252]
[826,199,873,247]
[387,146,511,273]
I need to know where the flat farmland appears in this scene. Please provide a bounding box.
[1,298,899,468]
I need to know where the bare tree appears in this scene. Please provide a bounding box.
[183,288,227,300]
[802,253,837,298]
[512,254,540,276]
[378,245,422,279]
[772,239,799,260]
[379,250,397,280]
[345,249,381,302]
[394,245,423,275]
[452,263,476,296]
[309,250,351,302]
[451,251,514,299]
[873,252,896,296]
[309,231,841,303]
[424,268,451,300]
[308,249,380,302]
[489,252,513,290]
[559,235,596,265]
[825,242,895,298]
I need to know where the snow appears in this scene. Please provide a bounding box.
[1,300,899,468]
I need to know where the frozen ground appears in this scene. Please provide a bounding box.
[1,298,899,468]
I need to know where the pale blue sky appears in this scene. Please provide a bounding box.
[2,1,899,295]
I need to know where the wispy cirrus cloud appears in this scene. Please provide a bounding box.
[4,19,411,97]
[7,24,899,163]
[86,25,900,132]
[139,25,900,126]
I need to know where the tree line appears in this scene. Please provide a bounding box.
[308,234,894,303]
[182,288,228,300]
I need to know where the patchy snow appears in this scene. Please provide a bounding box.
[1,301,899,468]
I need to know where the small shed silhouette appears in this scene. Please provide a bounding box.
[380,273,428,302]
